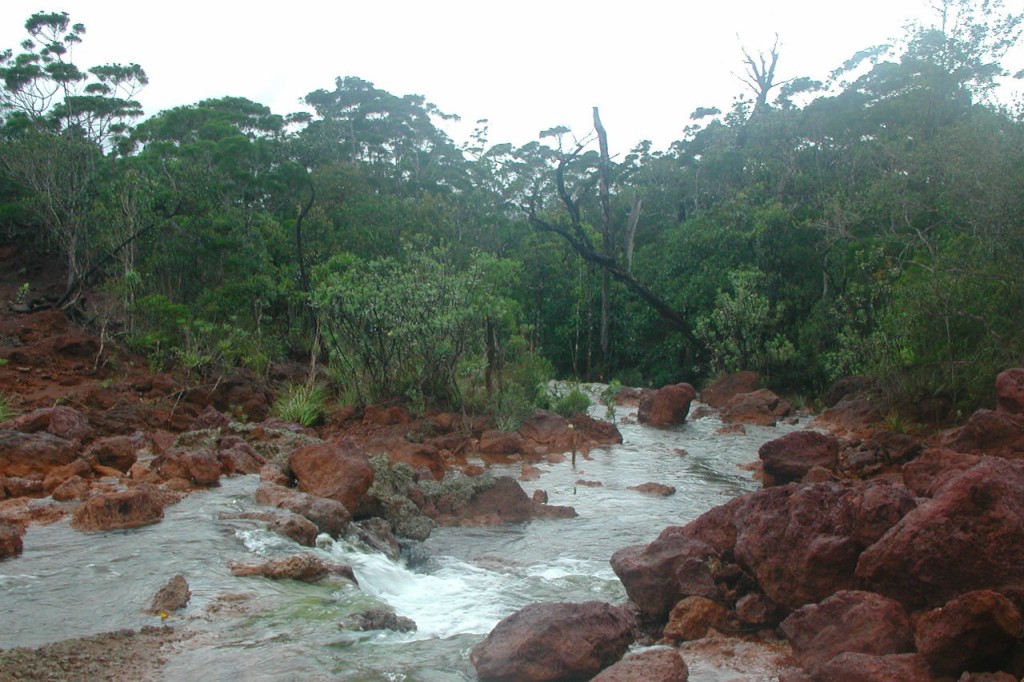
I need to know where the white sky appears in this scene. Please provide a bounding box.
[2,0,1021,154]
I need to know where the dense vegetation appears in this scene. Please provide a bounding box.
[1,2,1022,421]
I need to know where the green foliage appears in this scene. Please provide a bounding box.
[271,382,328,426]
[601,379,622,422]
[0,392,15,422]
[548,384,592,418]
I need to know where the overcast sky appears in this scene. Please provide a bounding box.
[1,1,1021,154]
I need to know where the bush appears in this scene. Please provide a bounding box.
[270,382,327,427]
[552,385,591,418]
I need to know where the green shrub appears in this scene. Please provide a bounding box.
[0,392,15,422]
[552,385,591,418]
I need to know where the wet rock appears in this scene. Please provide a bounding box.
[735,481,916,611]
[228,553,357,584]
[779,590,914,671]
[518,410,575,452]
[6,405,91,442]
[821,376,879,410]
[914,590,1023,677]
[341,607,416,632]
[376,438,444,480]
[224,510,319,547]
[569,413,623,447]
[735,592,785,627]
[42,457,92,493]
[902,447,980,497]
[189,405,231,431]
[857,459,1024,610]
[352,517,400,560]
[995,368,1024,415]
[714,423,746,435]
[471,601,637,682]
[758,431,839,485]
[941,409,1024,459]
[812,392,885,441]
[479,429,528,455]
[809,652,932,682]
[71,488,165,531]
[0,430,79,479]
[591,647,689,682]
[151,448,222,486]
[288,439,373,513]
[147,575,191,614]
[663,596,729,642]
[259,463,290,486]
[216,436,266,475]
[638,383,697,428]
[0,522,22,560]
[84,435,139,473]
[255,482,351,538]
[627,482,676,497]
[611,532,719,620]
[50,474,90,501]
[700,372,761,409]
[720,389,787,426]
[433,476,576,526]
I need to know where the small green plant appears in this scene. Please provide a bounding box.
[271,382,327,427]
[601,379,622,423]
[0,392,15,421]
[552,385,591,418]
[881,408,907,434]
[15,282,29,305]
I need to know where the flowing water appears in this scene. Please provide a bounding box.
[0,401,802,681]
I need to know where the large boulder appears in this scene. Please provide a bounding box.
[151,448,223,486]
[940,409,1024,459]
[590,647,689,682]
[611,532,719,620]
[215,436,267,475]
[5,406,91,442]
[914,590,1023,678]
[84,435,140,473]
[857,458,1024,610]
[71,488,165,531]
[758,431,839,484]
[0,430,79,479]
[779,590,914,671]
[255,482,351,538]
[734,481,916,611]
[901,447,980,497]
[995,368,1024,415]
[806,652,932,682]
[700,372,760,409]
[662,595,729,641]
[432,476,576,526]
[638,384,697,428]
[288,439,374,513]
[147,575,191,614]
[720,389,789,426]
[470,601,637,682]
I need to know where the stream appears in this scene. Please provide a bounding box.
[0,402,801,681]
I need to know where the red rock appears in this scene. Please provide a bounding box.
[700,372,760,408]
[996,368,1024,415]
[902,448,980,497]
[591,647,689,682]
[51,474,90,501]
[189,405,231,431]
[812,393,885,440]
[288,439,374,513]
[569,414,623,447]
[611,533,719,619]
[0,476,44,497]
[42,457,92,493]
[914,590,1023,677]
[720,389,783,426]
[71,488,165,531]
[259,463,291,486]
[0,522,22,560]
[7,406,91,441]
[255,482,351,538]
[434,476,576,526]
[85,436,138,473]
[809,652,932,682]
[363,405,411,426]
[627,482,676,497]
[518,410,574,450]
[0,430,79,478]
[663,596,729,641]
[857,459,1024,610]
[151,448,222,486]
[780,590,914,670]
[735,592,784,627]
[479,429,528,455]
[941,409,1024,459]
[638,384,697,428]
[758,431,839,485]
[381,439,445,480]
[735,481,916,611]
[470,601,637,682]
[228,553,356,583]
[216,436,266,475]
[520,465,541,481]
[148,574,191,614]
[715,424,746,435]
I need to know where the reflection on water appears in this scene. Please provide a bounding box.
[0,400,801,680]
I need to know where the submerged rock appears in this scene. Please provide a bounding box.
[228,553,357,584]
[638,384,696,428]
[147,574,191,614]
[71,488,166,531]
[0,521,22,560]
[341,607,416,633]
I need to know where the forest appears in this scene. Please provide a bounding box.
[1,0,1022,427]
